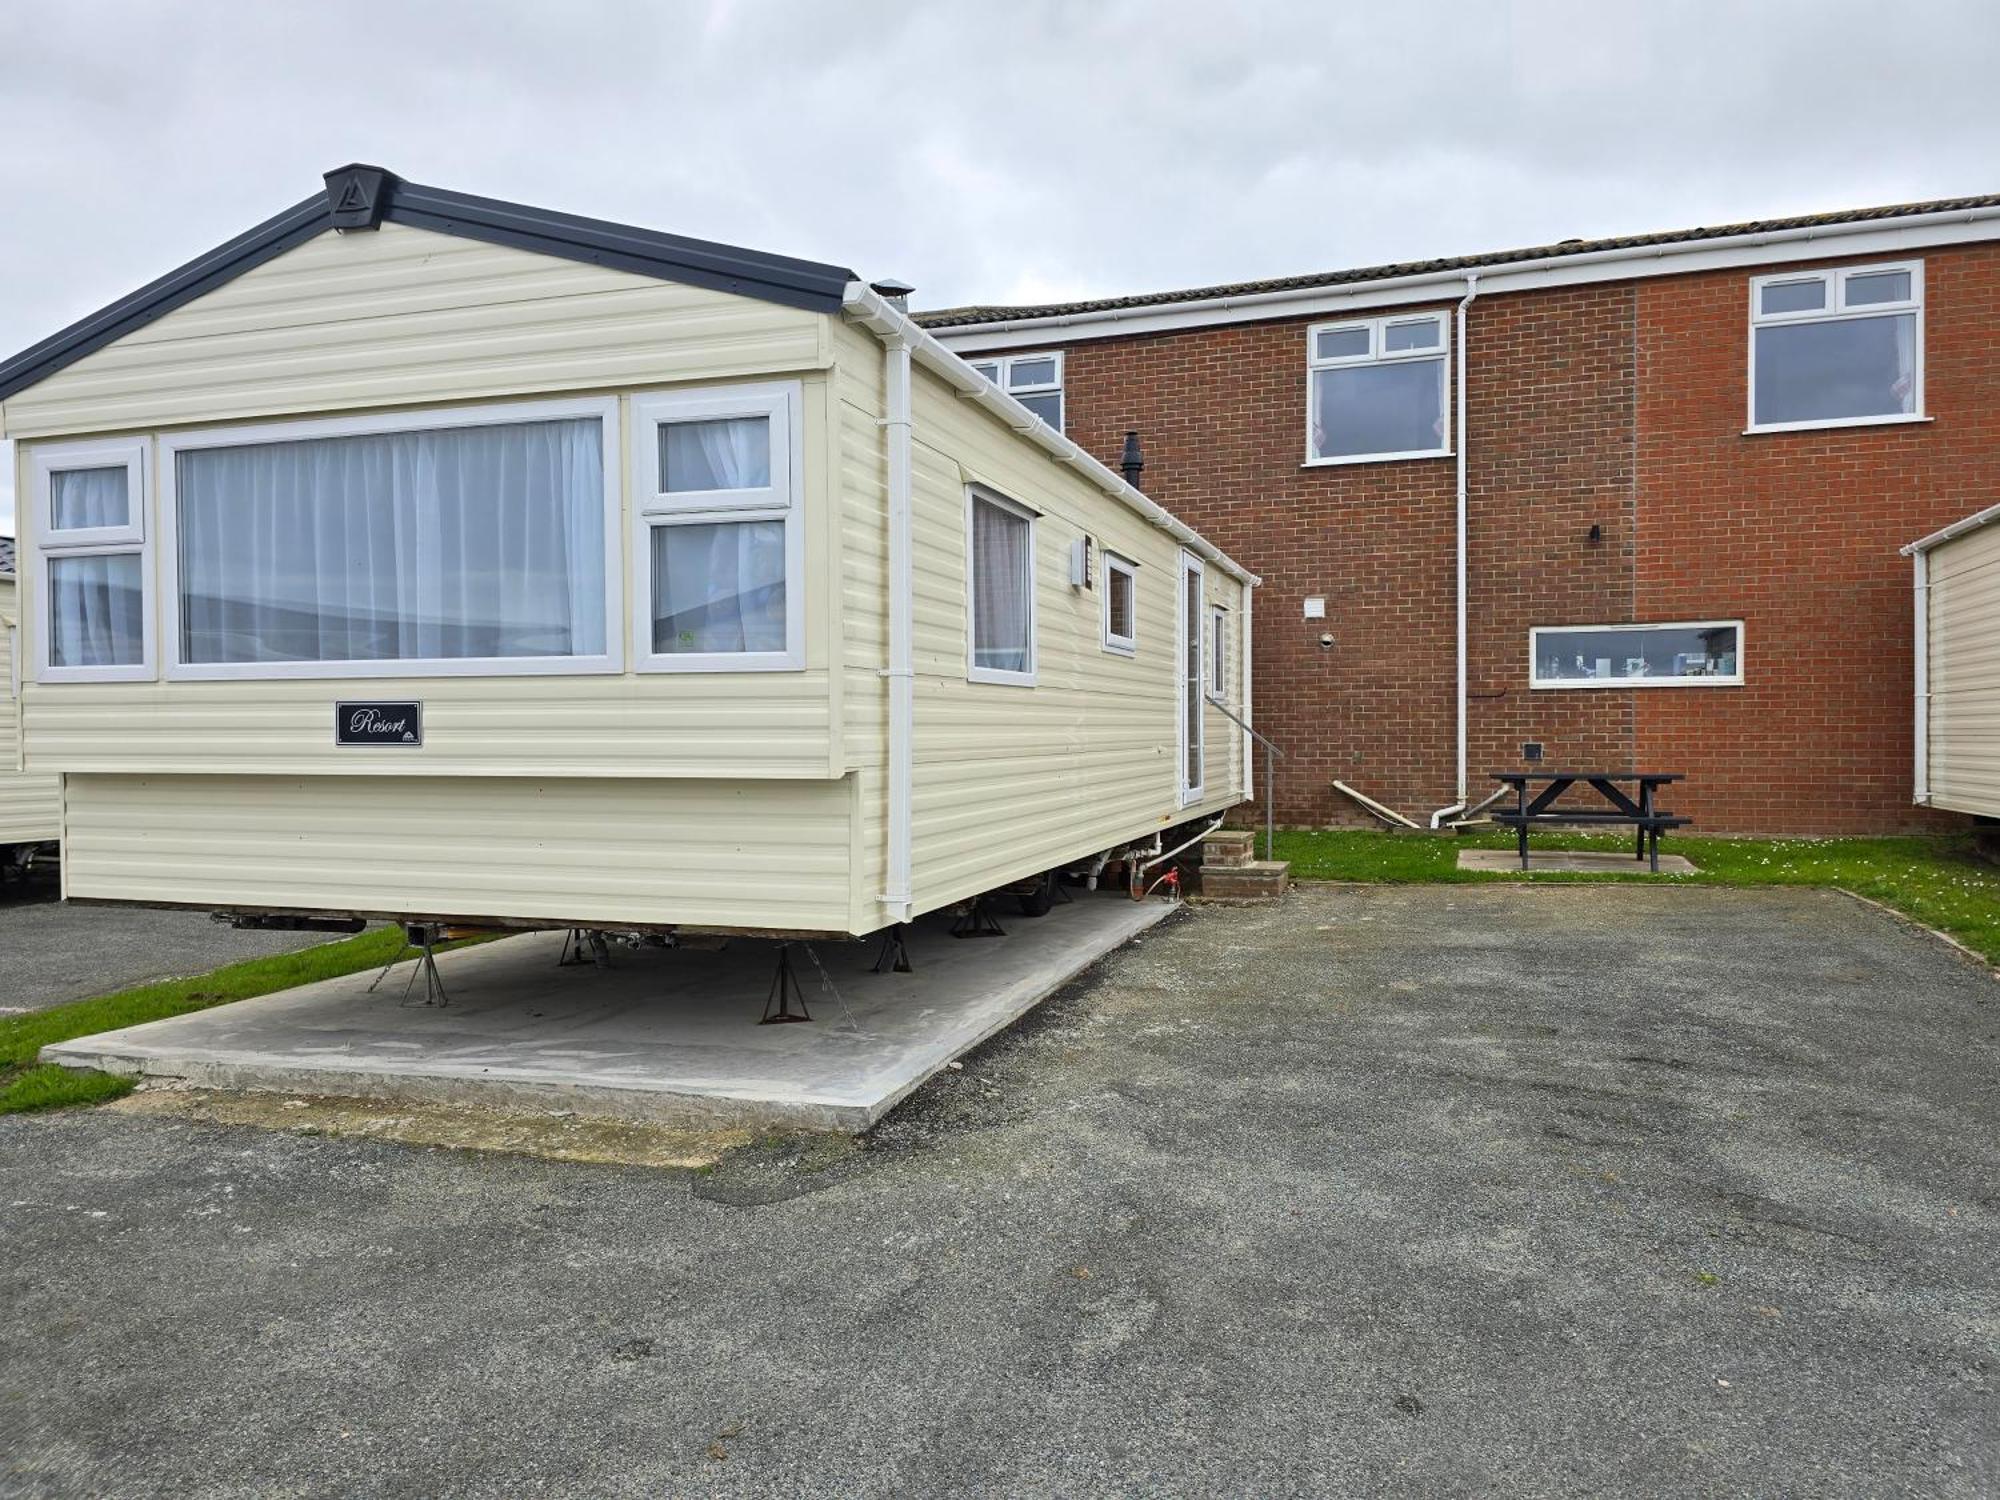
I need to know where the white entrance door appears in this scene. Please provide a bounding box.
[1180,552,1204,805]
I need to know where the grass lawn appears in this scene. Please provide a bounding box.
[1273,827,2000,965]
[0,926,427,1116]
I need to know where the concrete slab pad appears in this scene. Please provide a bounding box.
[1457,847,1697,875]
[42,894,1173,1133]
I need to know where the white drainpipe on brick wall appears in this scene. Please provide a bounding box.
[1430,273,1479,829]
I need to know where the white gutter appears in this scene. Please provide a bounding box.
[881,333,915,919]
[1911,546,1930,806]
[843,282,1260,587]
[1431,273,1479,829]
[929,204,2000,346]
[1902,500,2000,556]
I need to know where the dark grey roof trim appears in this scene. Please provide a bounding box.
[915,190,2000,330]
[0,167,859,403]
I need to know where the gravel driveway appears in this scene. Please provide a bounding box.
[0,875,334,1014]
[2,885,1995,1497]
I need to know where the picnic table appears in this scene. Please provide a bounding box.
[1489,771,1689,873]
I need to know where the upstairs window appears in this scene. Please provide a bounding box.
[1306,312,1449,464]
[32,440,151,681]
[1750,262,1922,431]
[968,352,1064,430]
[967,487,1036,685]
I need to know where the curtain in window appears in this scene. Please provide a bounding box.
[971,499,1030,672]
[176,418,604,664]
[650,520,786,653]
[1892,315,1917,411]
[661,416,771,493]
[50,467,130,530]
[49,553,143,667]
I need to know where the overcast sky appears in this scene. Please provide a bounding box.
[3,0,1997,534]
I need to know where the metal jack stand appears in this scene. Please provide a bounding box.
[872,922,914,974]
[760,943,812,1024]
[366,924,451,1008]
[557,928,611,968]
[1052,877,1074,905]
[951,898,1006,939]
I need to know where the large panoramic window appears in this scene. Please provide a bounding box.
[632,382,802,672]
[1530,622,1743,688]
[165,400,617,678]
[967,487,1036,684]
[1306,312,1449,463]
[1750,262,1922,430]
[32,439,151,681]
[967,352,1064,430]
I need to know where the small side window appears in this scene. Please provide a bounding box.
[33,439,151,682]
[1208,602,1228,698]
[1103,553,1137,656]
[967,487,1037,686]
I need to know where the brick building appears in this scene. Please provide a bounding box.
[920,195,2000,834]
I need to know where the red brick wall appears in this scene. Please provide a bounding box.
[974,239,2000,834]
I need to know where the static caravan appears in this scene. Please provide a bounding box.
[1905,505,2000,821]
[0,165,1256,941]
[0,537,62,875]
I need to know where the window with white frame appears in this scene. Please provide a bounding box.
[162,400,618,679]
[1530,622,1743,688]
[967,352,1064,430]
[1750,262,1922,430]
[1208,602,1228,698]
[1102,552,1137,656]
[1306,312,1449,463]
[32,439,150,681]
[967,487,1036,684]
[632,382,803,672]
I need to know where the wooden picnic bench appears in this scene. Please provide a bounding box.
[1489,771,1690,873]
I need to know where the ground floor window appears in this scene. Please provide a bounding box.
[1531,621,1742,688]
[31,439,151,681]
[967,487,1036,684]
[1103,552,1137,655]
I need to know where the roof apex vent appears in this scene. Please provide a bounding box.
[870,277,915,309]
[324,163,395,231]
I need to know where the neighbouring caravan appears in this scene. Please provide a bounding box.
[0,537,61,875]
[0,166,1256,939]
[1905,506,2000,821]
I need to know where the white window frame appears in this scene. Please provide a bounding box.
[631,380,804,674]
[1304,311,1451,467]
[1529,620,1746,690]
[967,351,1064,431]
[965,485,1038,687]
[1178,551,1205,805]
[158,396,622,682]
[31,438,155,684]
[1746,261,1927,434]
[1207,601,1228,700]
[1102,551,1138,656]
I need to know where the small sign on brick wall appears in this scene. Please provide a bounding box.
[335,701,422,747]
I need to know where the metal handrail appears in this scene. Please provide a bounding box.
[1206,694,1284,863]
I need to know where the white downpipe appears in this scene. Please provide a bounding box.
[1431,273,1479,829]
[1912,547,1930,806]
[882,334,915,918]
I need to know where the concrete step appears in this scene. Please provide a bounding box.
[1197,859,1290,901]
[1200,829,1259,868]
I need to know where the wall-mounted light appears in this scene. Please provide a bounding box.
[1587,524,1602,544]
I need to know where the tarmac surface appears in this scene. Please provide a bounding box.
[0,871,330,1014]
[3,884,1996,1497]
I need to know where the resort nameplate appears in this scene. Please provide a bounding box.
[335,701,423,747]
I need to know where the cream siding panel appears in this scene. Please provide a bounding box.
[900,357,1248,915]
[0,576,61,844]
[1926,523,2000,816]
[64,773,856,933]
[830,320,892,929]
[1,224,827,439]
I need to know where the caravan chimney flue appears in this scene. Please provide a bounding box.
[1120,431,1145,488]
